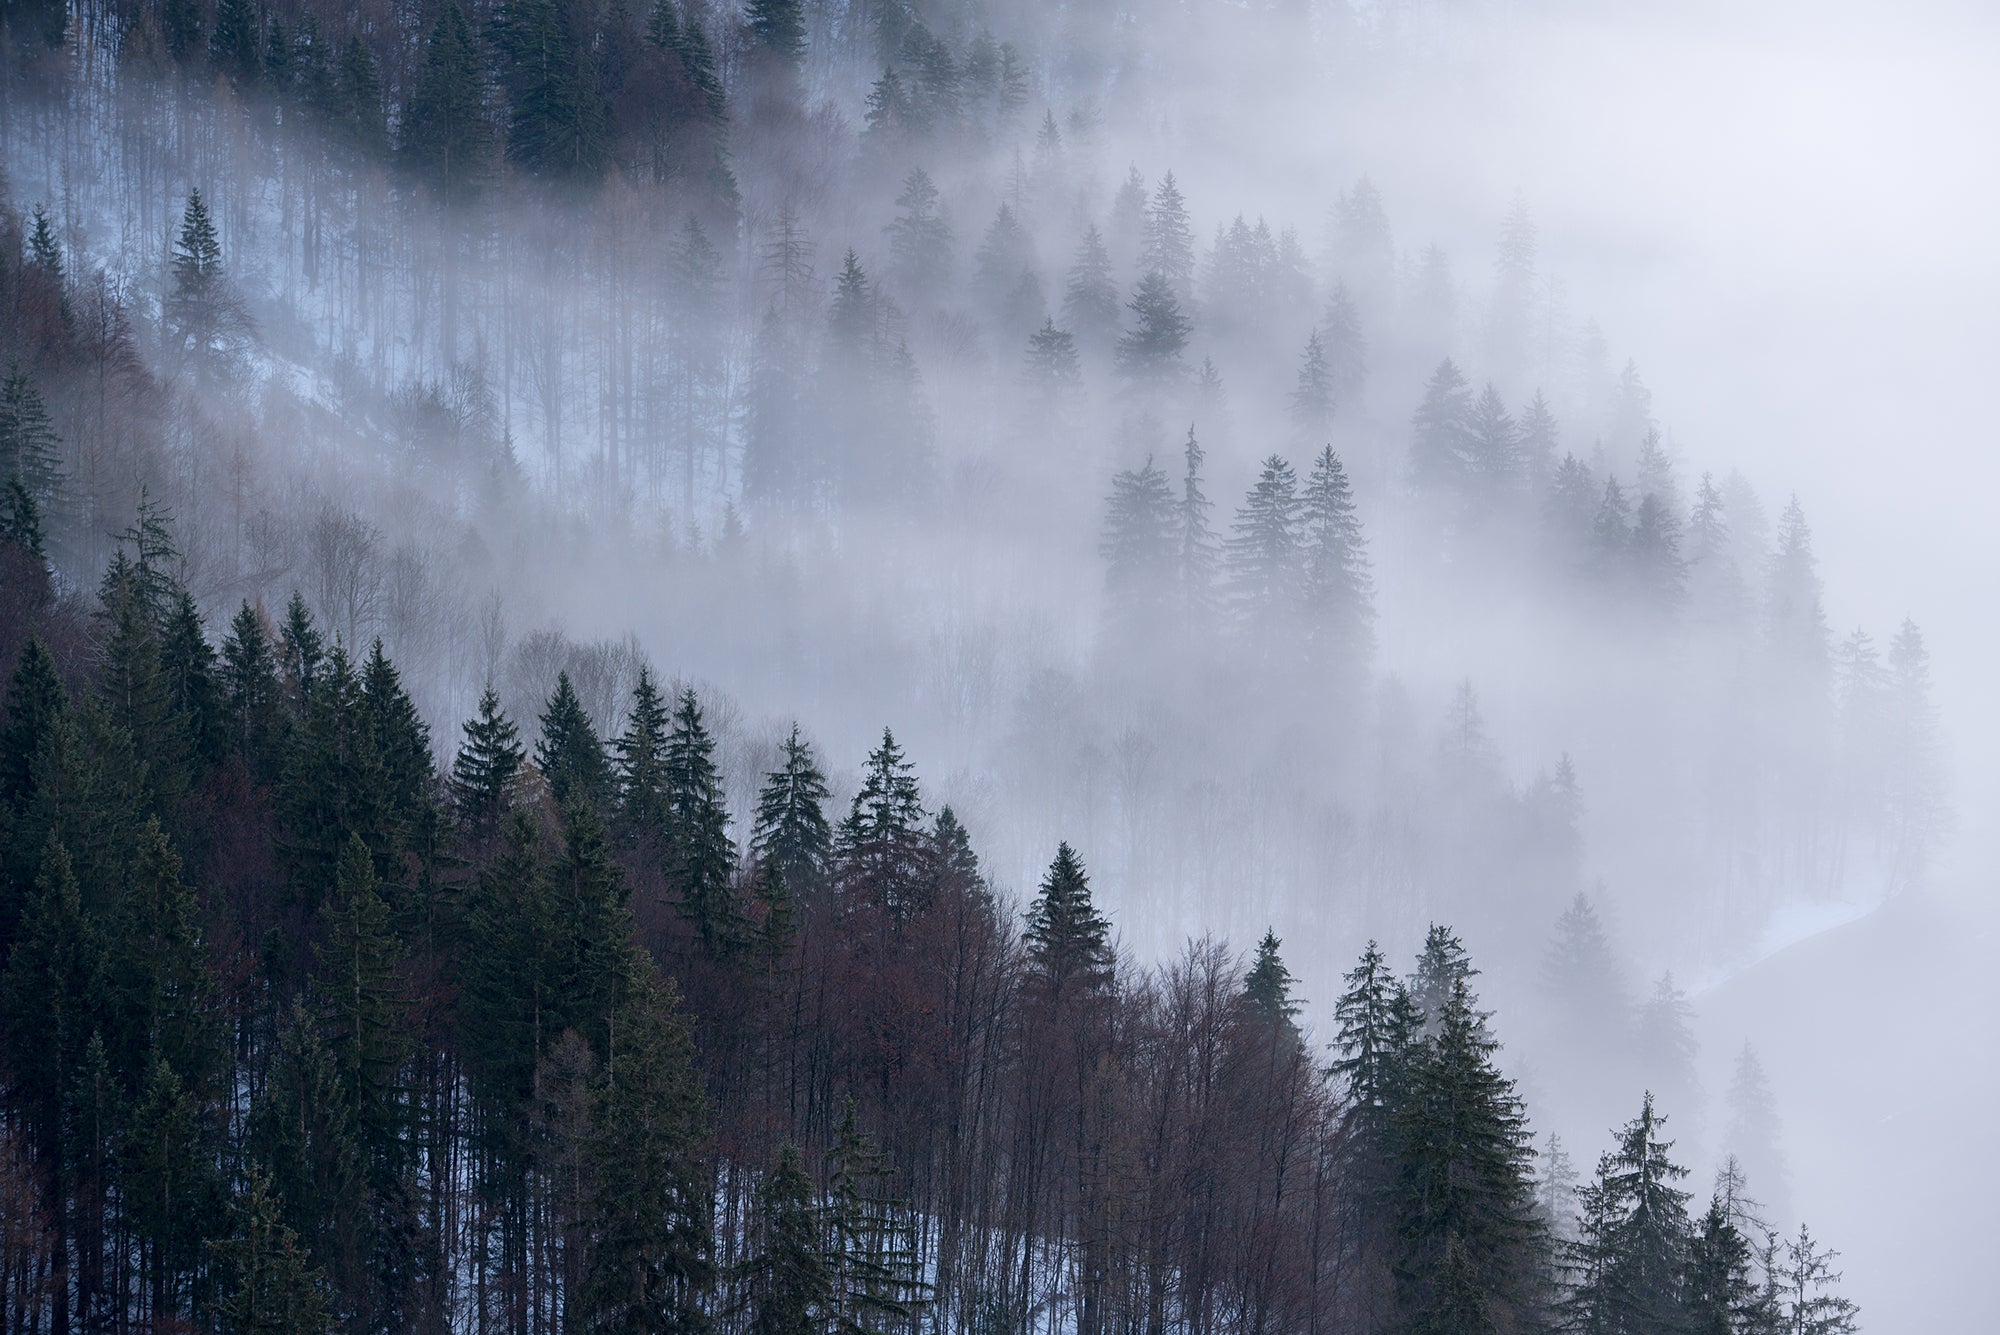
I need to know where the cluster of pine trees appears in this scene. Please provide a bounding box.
[0,500,1862,1333]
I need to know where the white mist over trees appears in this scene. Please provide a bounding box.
[2,0,1990,1330]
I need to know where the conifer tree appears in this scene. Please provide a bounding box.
[1115,271,1192,386]
[399,4,490,202]
[746,0,806,65]
[825,1099,928,1335]
[1298,445,1374,670]
[1062,225,1121,351]
[1684,1189,1762,1335]
[1175,426,1221,638]
[1560,1093,1692,1335]
[1778,1226,1858,1335]
[125,1054,225,1323]
[1022,319,1082,419]
[109,821,226,1102]
[1409,923,1485,1036]
[1100,455,1177,639]
[1390,976,1542,1335]
[1884,618,1949,887]
[450,686,525,840]
[614,666,673,848]
[1142,171,1195,296]
[1291,330,1335,442]
[223,603,287,782]
[213,1166,335,1335]
[537,671,614,812]
[665,688,736,948]
[1023,842,1112,1000]
[1541,893,1629,1057]
[160,588,225,771]
[1225,455,1302,637]
[885,168,952,300]
[0,368,64,508]
[1767,496,1830,673]
[1,637,66,821]
[491,0,608,178]
[1242,929,1301,1028]
[1409,359,1474,497]
[278,645,389,910]
[163,0,204,62]
[1464,382,1522,511]
[209,0,262,83]
[579,972,714,1334]
[1519,391,1560,492]
[751,724,832,905]
[279,592,325,706]
[1724,1045,1790,1228]
[837,729,927,920]
[360,642,434,860]
[335,34,388,155]
[742,1143,829,1335]
[316,834,409,1176]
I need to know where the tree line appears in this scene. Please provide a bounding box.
[0,487,1861,1333]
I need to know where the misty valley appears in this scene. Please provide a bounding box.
[0,0,1967,1332]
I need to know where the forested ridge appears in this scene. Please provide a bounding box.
[0,520,1860,1332]
[0,0,1931,1329]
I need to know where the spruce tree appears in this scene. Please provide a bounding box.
[1409,359,1473,497]
[885,168,952,300]
[222,603,287,783]
[1297,445,1374,670]
[108,821,226,1104]
[750,724,832,905]
[0,367,64,508]
[209,0,262,83]
[1561,1093,1693,1335]
[665,688,736,949]
[1224,455,1302,637]
[1115,271,1192,386]
[836,729,926,920]
[1290,330,1334,442]
[825,1100,928,1335]
[160,589,225,771]
[613,666,673,849]
[316,834,409,1176]
[1142,171,1195,296]
[537,671,614,812]
[746,0,806,65]
[1100,455,1177,639]
[214,1166,335,1335]
[450,686,525,840]
[360,641,435,861]
[1061,225,1121,350]
[1023,842,1112,1000]
[579,972,715,1334]
[1242,929,1300,1028]
[1321,282,1368,410]
[400,4,490,202]
[742,1143,830,1335]
[1684,1189,1762,1335]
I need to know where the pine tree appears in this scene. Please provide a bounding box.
[279,592,325,705]
[746,0,806,65]
[1723,1046,1790,1228]
[213,1166,335,1335]
[0,368,64,507]
[665,689,736,949]
[222,604,287,782]
[108,821,226,1102]
[1630,494,1686,611]
[491,0,608,178]
[537,671,614,812]
[741,1144,830,1335]
[579,972,715,1334]
[163,0,204,62]
[1634,975,1701,1146]
[1321,282,1368,411]
[1142,171,1195,296]
[1884,618,1949,888]
[1115,271,1192,386]
[450,686,525,839]
[316,834,409,1176]
[125,1055,225,1324]
[166,189,239,371]
[1061,225,1121,351]
[1410,924,1488,1037]
[614,667,673,849]
[1463,382,1522,513]
[837,729,927,920]
[1684,1189,1762,1335]
[277,645,389,913]
[1519,391,1559,492]
[1022,320,1082,418]
[1778,1226,1858,1335]
[400,4,490,202]
[1225,455,1302,637]
[825,1101,928,1335]
[750,724,832,905]
[1290,330,1334,442]
[1176,427,1221,638]
[1409,359,1473,496]
[885,168,952,300]
[209,0,262,83]
[973,204,1035,314]
[1560,1093,1692,1335]
[1767,496,1830,673]
[1390,976,1542,1335]
[1023,842,1112,1000]
[360,642,434,861]
[335,34,389,155]
[1298,445,1374,670]
[1541,893,1629,1058]
[1100,455,1177,639]
[1242,928,1300,1027]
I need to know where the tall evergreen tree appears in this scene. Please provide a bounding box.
[750,724,831,905]
[1225,455,1302,638]
[1062,225,1121,351]
[825,1100,928,1335]
[1176,426,1221,638]
[614,667,673,849]
[663,689,735,948]
[450,686,525,839]
[538,671,614,812]
[1023,842,1112,1000]
[1409,358,1473,497]
[1114,272,1192,386]
[399,4,491,201]
[1561,1093,1692,1335]
[741,1144,829,1335]
[836,728,927,920]
[1100,455,1177,640]
[1297,446,1374,670]
[1290,330,1334,443]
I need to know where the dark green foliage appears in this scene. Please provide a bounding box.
[209,0,262,84]
[400,4,490,201]
[1,842,107,1170]
[491,0,610,179]
[278,646,388,911]
[614,666,673,847]
[0,366,63,507]
[537,670,614,812]
[1023,841,1111,999]
[1684,1188,1763,1335]
[162,0,204,62]
[741,1143,830,1335]
[750,723,831,905]
[360,641,435,860]
[825,1100,928,1335]
[0,636,65,819]
[279,592,325,704]
[1561,1094,1693,1335]
[213,1166,335,1335]
[1389,976,1542,1335]
[335,36,388,155]
[666,688,736,949]
[316,834,409,1171]
[160,588,225,770]
[578,971,714,1334]
[836,728,926,920]
[450,686,524,839]
[746,0,806,65]
[1061,225,1120,348]
[1242,928,1300,1027]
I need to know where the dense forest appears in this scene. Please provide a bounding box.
[0,0,1929,1329]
